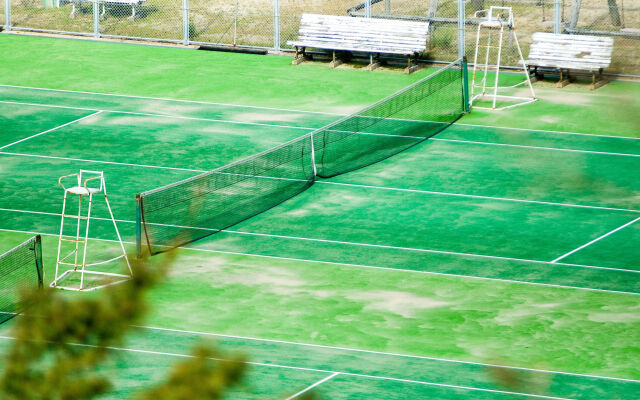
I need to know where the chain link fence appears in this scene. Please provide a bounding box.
[2,0,638,76]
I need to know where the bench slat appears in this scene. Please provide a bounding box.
[527,32,613,72]
[291,13,429,56]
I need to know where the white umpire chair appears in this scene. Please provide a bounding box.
[51,170,132,291]
[470,6,536,110]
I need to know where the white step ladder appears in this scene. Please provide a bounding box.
[470,6,536,110]
[51,170,132,291]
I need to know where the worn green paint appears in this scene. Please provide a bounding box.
[0,35,638,398]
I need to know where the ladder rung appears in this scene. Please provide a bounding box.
[62,214,89,220]
[60,238,86,243]
[57,262,83,267]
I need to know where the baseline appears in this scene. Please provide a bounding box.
[0,335,588,400]
[3,83,640,141]
[2,207,636,276]
[1,227,638,296]
[1,100,638,157]
[135,325,640,384]
[431,138,640,158]
[1,151,635,214]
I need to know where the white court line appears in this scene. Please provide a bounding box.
[0,99,318,132]
[0,151,204,172]
[0,84,340,115]
[135,325,640,383]
[320,181,640,214]
[2,83,640,141]
[551,217,640,263]
[0,99,101,112]
[1,151,636,214]
[0,335,575,400]
[2,207,638,276]
[432,138,640,158]
[2,99,638,158]
[454,123,640,141]
[1,227,638,296]
[0,111,102,151]
[285,372,339,400]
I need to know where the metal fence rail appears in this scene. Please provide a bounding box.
[2,0,638,76]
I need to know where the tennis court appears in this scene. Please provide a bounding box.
[0,34,639,399]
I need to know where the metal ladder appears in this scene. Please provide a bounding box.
[52,170,132,291]
[470,6,536,110]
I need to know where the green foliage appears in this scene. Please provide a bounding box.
[138,343,245,400]
[0,252,245,399]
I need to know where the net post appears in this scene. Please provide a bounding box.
[462,56,470,113]
[135,194,142,258]
[309,133,317,178]
[34,235,44,288]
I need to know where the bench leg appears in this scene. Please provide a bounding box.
[292,47,309,65]
[329,50,343,68]
[404,56,420,74]
[529,66,542,83]
[557,69,570,88]
[590,69,608,90]
[367,54,382,71]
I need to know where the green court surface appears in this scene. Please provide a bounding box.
[0,34,639,399]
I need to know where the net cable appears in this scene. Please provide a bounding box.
[138,59,465,255]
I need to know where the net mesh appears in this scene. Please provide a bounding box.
[140,134,315,255]
[139,59,465,255]
[313,59,465,178]
[0,235,44,325]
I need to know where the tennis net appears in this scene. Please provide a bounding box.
[138,134,316,255]
[313,58,465,178]
[0,235,44,325]
[138,59,465,255]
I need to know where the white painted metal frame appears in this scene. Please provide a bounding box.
[51,170,133,292]
[470,7,536,111]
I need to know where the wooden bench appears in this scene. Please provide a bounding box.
[526,32,614,90]
[287,14,430,74]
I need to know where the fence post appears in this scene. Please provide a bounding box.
[182,0,189,45]
[5,0,10,30]
[568,0,581,29]
[458,0,465,59]
[93,0,99,38]
[273,0,280,50]
[554,0,562,34]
